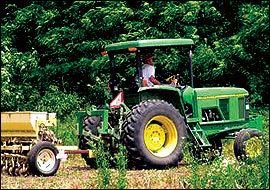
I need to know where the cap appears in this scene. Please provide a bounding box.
[142,54,153,62]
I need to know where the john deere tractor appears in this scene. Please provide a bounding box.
[77,39,264,168]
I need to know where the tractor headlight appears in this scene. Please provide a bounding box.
[245,97,249,120]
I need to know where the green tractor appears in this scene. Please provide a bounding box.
[77,39,264,168]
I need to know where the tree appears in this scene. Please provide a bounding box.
[1,1,269,115]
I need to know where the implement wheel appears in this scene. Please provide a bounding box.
[28,141,60,176]
[122,99,187,169]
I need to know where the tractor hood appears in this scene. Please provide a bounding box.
[179,86,248,105]
[195,87,249,100]
[139,86,249,100]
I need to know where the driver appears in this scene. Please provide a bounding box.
[142,54,161,87]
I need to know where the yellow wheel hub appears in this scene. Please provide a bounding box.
[144,115,178,158]
[246,136,263,158]
[145,124,166,151]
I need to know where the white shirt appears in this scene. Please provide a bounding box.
[142,64,155,87]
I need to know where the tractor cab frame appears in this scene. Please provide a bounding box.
[104,39,194,96]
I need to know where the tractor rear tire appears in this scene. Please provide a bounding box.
[28,141,60,176]
[122,99,187,169]
[234,128,263,162]
[79,116,101,168]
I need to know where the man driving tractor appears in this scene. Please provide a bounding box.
[142,53,161,87]
[142,53,179,87]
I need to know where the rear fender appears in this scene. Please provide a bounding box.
[138,86,186,118]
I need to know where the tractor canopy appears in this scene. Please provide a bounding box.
[104,39,194,53]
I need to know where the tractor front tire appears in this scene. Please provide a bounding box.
[234,128,263,162]
[122,99,187,169]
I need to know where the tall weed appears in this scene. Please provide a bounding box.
[114,144,128,189]
[90,140,128,189]
[95,140,111,189]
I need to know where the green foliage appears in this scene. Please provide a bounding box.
[114,144,128,189]
[87,140,128,189]
[53,112,79,146]
[183,142,269,189]
[2,1,268,111]
[35,85,82,119]
[94,140,111,189]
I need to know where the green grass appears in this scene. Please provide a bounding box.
[95,140,111,189]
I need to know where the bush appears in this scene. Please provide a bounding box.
[36,85,83,120]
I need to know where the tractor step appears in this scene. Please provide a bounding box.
[188,123,211,147]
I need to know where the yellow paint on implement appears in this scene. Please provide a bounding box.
[197,93,248,100]
[1,112,56,137]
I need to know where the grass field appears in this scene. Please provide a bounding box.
[3,138,268,189]
[1,154,191,189]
